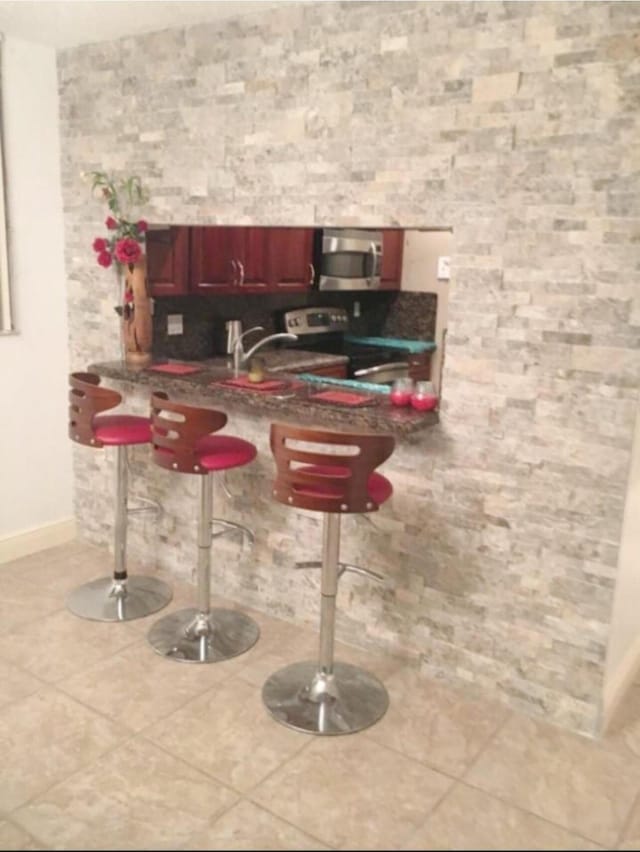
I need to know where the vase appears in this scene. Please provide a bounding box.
[121,259,153,368]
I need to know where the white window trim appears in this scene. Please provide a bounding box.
[0,33,13,335]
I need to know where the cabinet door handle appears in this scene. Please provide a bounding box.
[308,263,315,285]
[230,259,237,285]
[237,260,245,286]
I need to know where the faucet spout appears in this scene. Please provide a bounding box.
[243,333,299,365]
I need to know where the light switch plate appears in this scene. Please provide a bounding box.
[167,314,183,336]
[437,256,450,280]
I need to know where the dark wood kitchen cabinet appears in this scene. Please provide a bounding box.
[188,226,314,295]
[268,228,315,291]
[146,226,190,297]
[380,229,404,290]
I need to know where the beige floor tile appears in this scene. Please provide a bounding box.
[144,677,308,793]
[251,735,453,850]
[0,609,140,683]
[0,687,122,812]
[235,632,319,688]
[12,738,238,851]
[603,682,640,760]
[0,575,62,638]
[0,661,42,712]
[465,713,640,846]
[181,799,329,850]
[57,640,240,733]
[9,543,110,596]
[618,792,640,849]
[0,819,43,850]
[402,782,603,850]
[365,667,510,776]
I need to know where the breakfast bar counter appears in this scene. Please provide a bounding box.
[89,357,439,438]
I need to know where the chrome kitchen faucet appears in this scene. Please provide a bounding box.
[231,326,298,377]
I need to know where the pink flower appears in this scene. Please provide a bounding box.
[105,216,118,230]
[92,237,107,252]
[97,250,112,268]
[136,220,148,233]
[114,237,142,266]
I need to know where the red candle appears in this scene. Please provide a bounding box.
[410,393,438,411]
[390,390,412,406]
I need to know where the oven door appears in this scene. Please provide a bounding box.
[353,361,410,385]
[318,229,382,291]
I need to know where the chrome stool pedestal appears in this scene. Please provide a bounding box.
[66,430,172,622]
[262,512,389,735]
[67,373,173,623]
[148,474,259,663]
[146,386,260,665]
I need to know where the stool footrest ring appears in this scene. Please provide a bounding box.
[211,518,255,546]
[294,560,384,583]
[127,496,162,518]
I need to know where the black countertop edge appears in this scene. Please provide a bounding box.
[88,361,439,438]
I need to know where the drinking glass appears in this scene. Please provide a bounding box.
[410,380,438,411]
[390,378,413,406]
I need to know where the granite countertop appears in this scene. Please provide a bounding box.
[241,348,349,373]
[89,358,439,438]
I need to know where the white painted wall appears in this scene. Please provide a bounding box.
[603,398,640,725]
[0,36,73,556]
[400,229,452,394]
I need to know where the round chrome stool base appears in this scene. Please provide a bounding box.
[262,660,389,735]
[66,575,173,623]
[147,607,260,663]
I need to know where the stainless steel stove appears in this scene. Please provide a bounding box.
[281,307,410,384]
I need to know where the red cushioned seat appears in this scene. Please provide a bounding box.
[294,464,392,506]
[195,434,257,472]
[93,415,152,446]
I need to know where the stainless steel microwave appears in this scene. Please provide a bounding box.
[317,228,382,291]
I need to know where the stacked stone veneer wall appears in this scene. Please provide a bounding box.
[58,1,640,736]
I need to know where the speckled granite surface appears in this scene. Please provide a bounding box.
[89,359,438,437]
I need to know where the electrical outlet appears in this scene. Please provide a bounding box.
[167,314,183,336]
[437,256,451,280]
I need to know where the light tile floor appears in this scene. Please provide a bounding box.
[1,540,640,850]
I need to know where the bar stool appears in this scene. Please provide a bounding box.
[67,372,173,622]
[263,423,395,735]
[147,391,260,663]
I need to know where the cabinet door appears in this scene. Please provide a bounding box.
[408,352,432,381]
[268,228,315,291]
[190,226,239,293]
[237,228,270,291]
[380,229,404,290]
[146,226,190,297]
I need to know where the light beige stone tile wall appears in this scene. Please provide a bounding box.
[58,1,640,736]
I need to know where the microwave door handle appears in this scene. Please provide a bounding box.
[368,242,379,283]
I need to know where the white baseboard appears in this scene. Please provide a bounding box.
[0,518,76,564]
[601,633,640,734]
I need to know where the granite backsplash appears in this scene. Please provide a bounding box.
[152,290,437,361]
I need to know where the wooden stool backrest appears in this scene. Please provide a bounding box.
[270,422,395,514]
[150,391,227,474]
[69,372,121,447]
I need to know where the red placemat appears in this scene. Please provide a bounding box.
[221,376,290,392]
[309,390,377,407]
[147,363,204,375]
